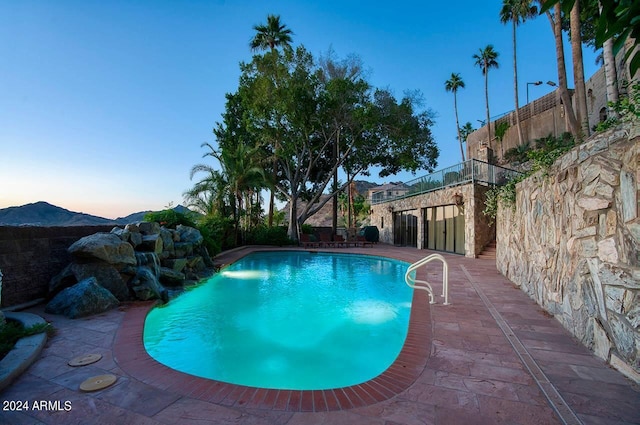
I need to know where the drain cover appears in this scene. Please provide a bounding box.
[68,353,102,367]
[79,374,117,392]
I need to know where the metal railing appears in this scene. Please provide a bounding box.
[370,159,522,205]
[405,253,449,305]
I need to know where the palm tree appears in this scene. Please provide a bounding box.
[570,0,590,138]
[195,142,266,244]
[542,2,579,138]
[473,45,499,152]
[445,73,466,161]
[500,0,538,149]
[459,122,476,144]
[249,14,293,52]
[249,14,293,227]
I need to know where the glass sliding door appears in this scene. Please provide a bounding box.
[393,210,418,247]
[422,205,465,254]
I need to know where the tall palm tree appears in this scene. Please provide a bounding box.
[445,73,466,161]
[543,2,579,138]
[249,14,293,52]
[570,0,590,138]
[473,45,500,152]
[500,0,538,149]
[249,14,293,227]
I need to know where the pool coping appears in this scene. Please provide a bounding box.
[113,250,432,412]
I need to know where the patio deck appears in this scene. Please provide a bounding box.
[1,245,639,424]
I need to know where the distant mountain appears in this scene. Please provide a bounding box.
[0,202,198,227]
[114,205,198,224]
[0,202,117,227]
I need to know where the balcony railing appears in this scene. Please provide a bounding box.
[370,159,521,205]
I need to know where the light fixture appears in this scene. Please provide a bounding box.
[527,81,556,104]
[453,193,463,206]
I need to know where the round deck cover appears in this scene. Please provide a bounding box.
[79,374,117,392]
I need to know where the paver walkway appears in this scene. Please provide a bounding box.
[1,246,639,424]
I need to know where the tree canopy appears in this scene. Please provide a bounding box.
[212,45,438,239]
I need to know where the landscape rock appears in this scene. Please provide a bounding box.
[159,267,186,286]
[45,277,119,319]
[68,233,136,265]
[48,264,77,298]
[139,234,163,254]
[176,225,203,246]
[71,262,131,301]
[130,267,166,301]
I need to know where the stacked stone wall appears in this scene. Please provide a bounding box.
[0,226,114,307]
[496,124,640,381]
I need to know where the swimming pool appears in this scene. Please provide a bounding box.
[143,251,412,390]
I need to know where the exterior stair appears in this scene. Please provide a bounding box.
[478,241,496,260]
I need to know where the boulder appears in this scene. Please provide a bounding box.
[71,263,131,301]
[174,242,193,258]
[195,245,214,267]
[159,228,175,259]
[159,267,186,286]
[139,234,163,254]
[68,233,136,266]
[138,221,161,235]
[48,264,77,298]
[176,225,203,246]
[186,255,205,272]
[45,277,119,319]
[162,258,187,273]
[129,267,166,301]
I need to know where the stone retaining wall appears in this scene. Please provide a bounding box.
[496,124,640,381]
[0,226,113,307]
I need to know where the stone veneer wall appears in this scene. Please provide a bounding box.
[370,183,494,258]
[0,225,114,307]
[496,124,640,381]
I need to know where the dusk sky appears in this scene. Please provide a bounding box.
[0,1,599,219]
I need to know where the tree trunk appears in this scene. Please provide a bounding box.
[485,68,492,152]
[546,5,579,138]
[454,92,465,161]
[570,0,590,138]
[287,196,298,241]
[332,128,339,235]
[268,187,275,226]
[513,19,525,147]
[602,38,619,118]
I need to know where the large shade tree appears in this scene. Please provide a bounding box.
[500,0,538,147]
[444,73,466,161]
[473,45,500,152]
[219,46,438,240]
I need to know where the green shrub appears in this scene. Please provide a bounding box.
[144,209,196,229]
[196,214,235,256]
[245,226,293,246]
[503,141,531,164]
[301,224,314,234]
[0,321,53,360]
[528,133,575,175]
[594,117,620,132]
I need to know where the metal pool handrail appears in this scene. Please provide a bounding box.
[405,253,450,305]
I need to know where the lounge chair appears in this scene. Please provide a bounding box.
[299,233,320,248]
[319,233,335,248]
[333,234,346,247]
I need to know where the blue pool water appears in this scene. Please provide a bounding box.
[143,251,412,390]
